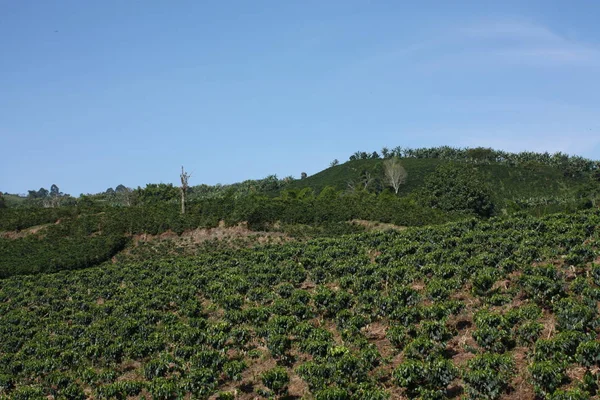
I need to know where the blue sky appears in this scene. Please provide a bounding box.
[2,1,600,195]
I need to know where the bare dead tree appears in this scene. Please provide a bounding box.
[362,171,374,190]
[383,157,408,194]
[347,170,375,193]
[180,166,191,214]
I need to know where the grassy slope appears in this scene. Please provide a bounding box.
[287,158,591,202]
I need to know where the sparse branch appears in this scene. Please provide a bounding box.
[383,157,407,194]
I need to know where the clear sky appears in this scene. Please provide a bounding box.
[2,1,600,195]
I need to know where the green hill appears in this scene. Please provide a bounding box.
[287,158,595,208]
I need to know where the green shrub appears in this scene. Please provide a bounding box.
[576,341,600,368]
[515,321,543,346]
[315,387,349,400]
[554,298,597,332]
[591,264,600,286]
[548,388,590,400]
[393,358,457,398]
[529,361,566,397]
[462,353,514,400]
[261,366,289,396]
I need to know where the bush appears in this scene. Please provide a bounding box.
[515,322,543,346]
[393,358,457,398]
[554,298,597,332]
[261,366,289,396]
[419,163,495,217]
[548,388,590,400]
[529,361,566,397]
[462,353,514,400]
[576,341,600,368]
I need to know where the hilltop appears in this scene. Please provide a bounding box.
[288,157,594,207]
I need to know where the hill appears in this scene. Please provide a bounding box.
[287,157,594,208]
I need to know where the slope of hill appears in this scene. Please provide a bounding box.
[287,158,594,206]
[0,209,598,399]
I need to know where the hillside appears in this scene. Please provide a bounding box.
[1,210,599,399]
[1,147,600,399]
[287,158,594,206]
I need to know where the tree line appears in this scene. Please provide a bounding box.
[347,146,600,178]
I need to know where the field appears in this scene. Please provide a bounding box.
[1,210,599,399]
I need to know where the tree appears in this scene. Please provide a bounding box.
[30,187,49,199]
[420,163,495,217]
[180,166,191,214]
[347,169,377,192]
[48,184,63,208]
[381,147,390,158]
[0,193,6,209]
[383,157,408,194]
[135,184,178,205]
[330,159,339,167]
[301,172,307,179]
[114,185,134,206]
[50,184,60,197]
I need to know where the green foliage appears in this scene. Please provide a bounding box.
[0,233,127,278]
[261,366,289,396]
[515,321,544,346]
[576,341,600,368]
[554,298,597,332]
[591,264,600,287]
[472,311,514,353]
[548,388,591,400]
[529,361,567,397]
[462,353,514,400]
[520,266,565,306]
[0,207,599,399]
[393,358,458,398]
[420,163,495,217]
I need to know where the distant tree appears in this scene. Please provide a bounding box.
[50,184,60,197]
[383,157,408,194]
[301,172,308,179]
[48,184,64,207]
[350,151,362,161]
[330,159,339,167]
[371,151,380,159]
[77,195,95,209]
[136,183,179,205]
[0,193,6,209]
[381,147,390,158]
[420,163,494,217]
[348,169,376,192]
[180,166,191,214]
[257,175,281,193]
[592,166,600,183]
[466,147,496,163]
[105,187,115,195]
[36,188,49,199]
[117,186,135,206]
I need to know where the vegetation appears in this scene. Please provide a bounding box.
[1,146,600,398]
[0,208,599,398]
